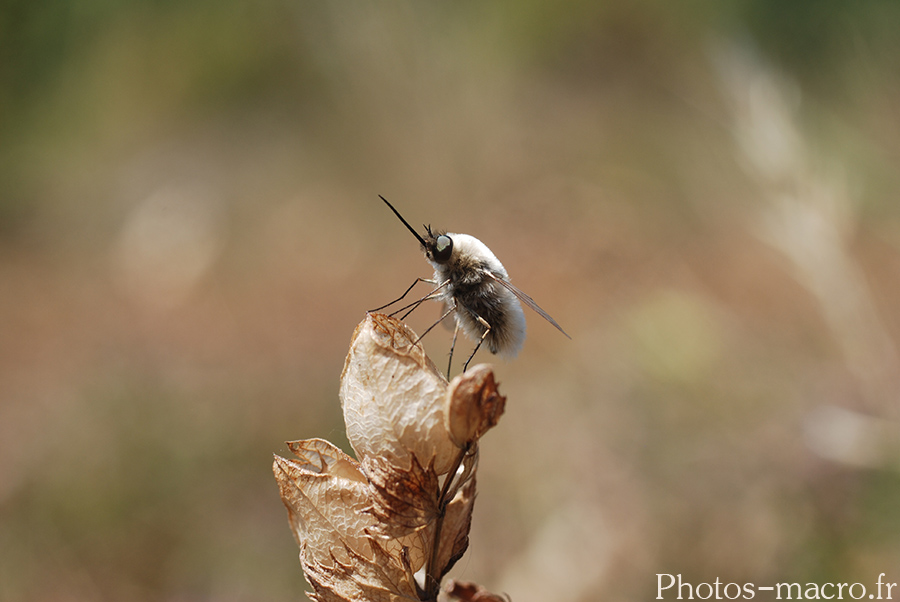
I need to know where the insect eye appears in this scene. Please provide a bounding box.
[434,235,453,262]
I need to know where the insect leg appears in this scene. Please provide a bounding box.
[413,303,456,347]
[447,318,460,378]
[396,280,449,320]
[463,315,492,373]
[369,278,437,313]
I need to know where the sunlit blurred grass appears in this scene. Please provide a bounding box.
[2,2,900,601]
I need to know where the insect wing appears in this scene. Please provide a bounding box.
[486,273,571,339]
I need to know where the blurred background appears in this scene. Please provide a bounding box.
[2,1,900,601]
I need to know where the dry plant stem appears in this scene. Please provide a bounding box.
[424,442,473,601]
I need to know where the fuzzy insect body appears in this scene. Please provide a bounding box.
[377,195,569,372]
[426,232,526,358]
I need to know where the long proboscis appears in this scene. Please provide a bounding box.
[379,195,428,248]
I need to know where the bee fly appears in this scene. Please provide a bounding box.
[373,195,570,376]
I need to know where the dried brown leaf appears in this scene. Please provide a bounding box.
[445,365,506,448]
[364,454,440,538]
[301,537,420,602]
[276,316,510,601]
[443,580,508,602]
[341,314,459,475]
[273,439,373,566]
[434,468,477,579]
[275,440,428,601]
